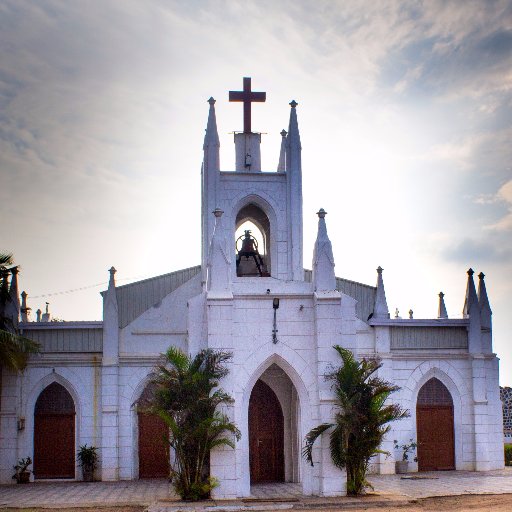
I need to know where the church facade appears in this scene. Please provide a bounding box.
[0,80,504,496]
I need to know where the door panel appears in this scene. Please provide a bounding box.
[34,414,75,478]
[249,380,284,483]
[138,413,170,478]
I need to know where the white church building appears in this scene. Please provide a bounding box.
[0,78,504,497]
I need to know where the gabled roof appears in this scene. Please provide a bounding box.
[304,269,376,321]
[105,265,201,328]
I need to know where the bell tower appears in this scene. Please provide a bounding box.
[201,78,304,285]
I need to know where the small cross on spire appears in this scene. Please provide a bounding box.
[229,77,266,133]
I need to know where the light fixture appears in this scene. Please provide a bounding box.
[272,298,280,343]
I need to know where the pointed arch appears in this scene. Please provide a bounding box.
[229,193,279,278]
[32,377,77,479]
[405,363,467,471]
[236,351,315,496]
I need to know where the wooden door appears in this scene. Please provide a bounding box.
[249,380,284,483]
[33,383,75,479]
[416,378,455,471]
[138,413,170,478]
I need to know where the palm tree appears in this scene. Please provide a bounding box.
[0,252,40,371]
[303,345,407,496]
[144,347,241,501]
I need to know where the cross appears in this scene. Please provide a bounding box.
[229,77,266,133]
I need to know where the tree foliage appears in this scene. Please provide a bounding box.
[143,347,240,500]
[0,252,40,371]
[303,345,408,495]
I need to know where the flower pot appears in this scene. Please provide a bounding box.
[17,471,30,484]
[82,466,94,482]
[395,460,409,474]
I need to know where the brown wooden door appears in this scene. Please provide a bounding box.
[138,413,170,478]
[33,383,75,479]
[416,378,455,471]
[249,380,284,483]
[417,406,455,470]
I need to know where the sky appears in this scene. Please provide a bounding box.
[1,1,511,385]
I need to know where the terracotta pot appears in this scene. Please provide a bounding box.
[82,466,94,482]
[395,460,409,474]
[17,471,30,484]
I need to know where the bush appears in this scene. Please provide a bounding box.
[505,445,512,466]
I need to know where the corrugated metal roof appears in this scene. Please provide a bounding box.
[304,270,376,321]
[23,327,103,352]
[109,265,202,328]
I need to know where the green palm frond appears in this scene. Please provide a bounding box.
[302,422,334,466]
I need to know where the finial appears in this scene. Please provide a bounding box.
[289,100,298,108]
[109,266,116,275]
[45,302,49,314]
[439,291,444,298]
[316,208,327,218]
[478,272,485,280]
[11,266,19,275]
[208,97,216,105]
[36,309,41,322]
[213,207,224,218]
[377,266,383,274]
[394,308,400,318]
[467,268,474,276]
[438,291,448,319]
[280,129,287,137]
[409,309,413,319]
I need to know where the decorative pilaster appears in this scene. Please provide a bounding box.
[285,100,304,281]
[20,291,30,322]
[201,97,220,288]
[437,291,448,319]
[312,209,336,292]
[277,129,287,172]
[4,268,20,329]
[207,209,232,299]
[373,266,390,320]
[101,266,120,480]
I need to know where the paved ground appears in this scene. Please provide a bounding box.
[0,468,511,510]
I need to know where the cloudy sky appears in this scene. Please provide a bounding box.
[1,1,511,385]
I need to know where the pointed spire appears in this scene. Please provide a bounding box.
[20,291,30,322]
[105,266,118,313]
[373,266,390,319]
[207,208,231,296]
[204,97,220,148]
[312,209,336,292]
[438,291,448,319]
[463,268,478,318]
[277,129,287,172]
[478,272,492,329]
[4,267,20,328]
[286,100,301,150]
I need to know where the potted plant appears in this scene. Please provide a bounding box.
[394,438,418,473]
[77,444,98,482]
[12,457,32,484]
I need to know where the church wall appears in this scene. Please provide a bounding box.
[0,361,100,484]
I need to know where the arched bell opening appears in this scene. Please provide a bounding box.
[235,204,271,277]
[33,382,76,479]
[416,377,455,471]
[248,364,300,484]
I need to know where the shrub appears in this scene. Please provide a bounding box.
[505,445,512,466]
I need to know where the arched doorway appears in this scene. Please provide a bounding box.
[34,382,75,479]
[249,379,284,483]
[137,382,170,478]
[416,377,455,471]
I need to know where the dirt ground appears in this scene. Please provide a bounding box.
[4,494,512,512]
[302,493,512,512]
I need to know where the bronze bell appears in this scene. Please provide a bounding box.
[236,230,266,276]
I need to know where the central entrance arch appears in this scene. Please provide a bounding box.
[249,380,284,482]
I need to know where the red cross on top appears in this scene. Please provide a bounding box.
[229,77,266,133]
